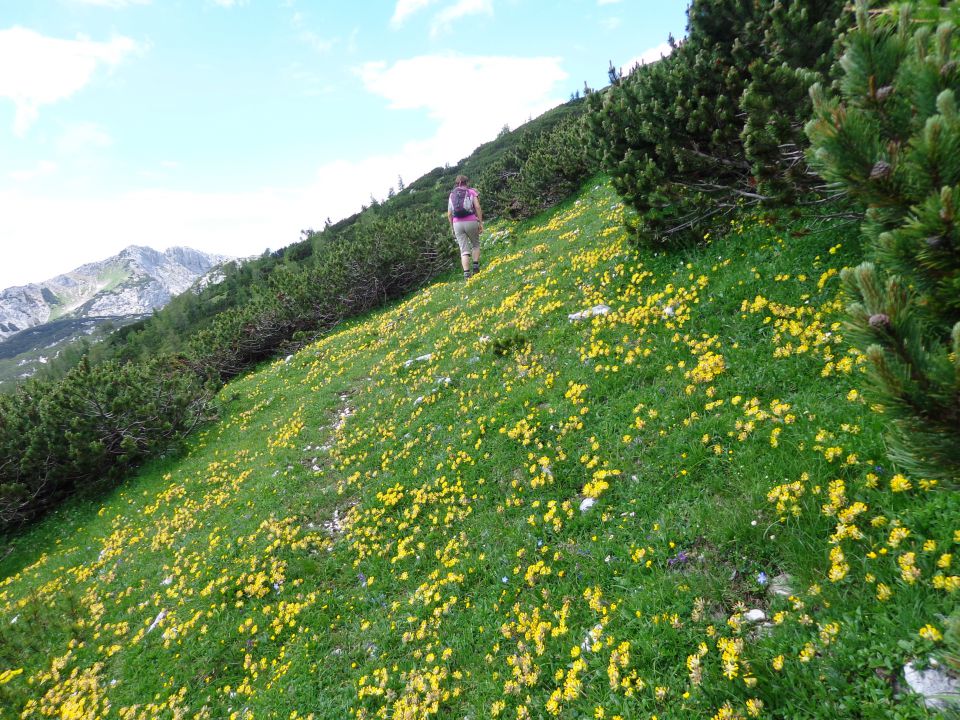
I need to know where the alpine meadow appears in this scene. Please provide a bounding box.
[0,2,958,719]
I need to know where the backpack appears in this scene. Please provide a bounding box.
[450,187,474,218]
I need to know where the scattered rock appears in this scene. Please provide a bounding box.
[743,609,767,623]
[754,622,775,638]
[403,353,433,367]
[334,407,354,432]
[147,609,167,633]
[579,497,596,513]
[323,509,346,538]
[568,304,611,322]
[903,658,960,709]
[768,573,795,598]
[284,354,294,363]
[581,623,604,652]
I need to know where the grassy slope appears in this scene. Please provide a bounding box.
[0,180,955,719]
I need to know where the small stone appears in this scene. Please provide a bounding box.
[903,658,960,709]
[579,497,596,513]
[568,304,611,322]
[581,623,604,651]
[744,609,767,623]
[403,353,433,367]
[769,573,795,597]
[147,609,167,633]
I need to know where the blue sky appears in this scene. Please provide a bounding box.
[0,0,688,288]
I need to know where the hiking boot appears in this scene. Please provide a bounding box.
[463,270,471,280]
[472,261,480,275]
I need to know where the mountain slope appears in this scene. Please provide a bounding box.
[0,182,954,719]
[0,246,231,343]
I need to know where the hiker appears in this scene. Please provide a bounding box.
[447,175,483,279]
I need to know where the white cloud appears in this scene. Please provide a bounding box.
[430,0,493,36]
[67,0,150,6]
[8,161,58,183]
[0,27,139,135]
[597,0,622,5]
[391,0,439,27]
[623,41,674,73]
[357,53,564,127]
[391,0,492,34]
[290,10,337,53]
[210,0,246,7]
[56,122,113,154]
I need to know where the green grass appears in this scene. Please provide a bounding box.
[0,179,955,719]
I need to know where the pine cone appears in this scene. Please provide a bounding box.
[868,313,891,329]
[869,160,892,181]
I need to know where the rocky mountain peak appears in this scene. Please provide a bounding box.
[0,246,233,343]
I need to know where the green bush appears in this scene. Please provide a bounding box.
[806,1,960,482]
[476,112,598,221]
[587,0,847,248]
[0,356,212,530]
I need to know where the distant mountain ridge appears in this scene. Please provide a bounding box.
[0,246,231,343]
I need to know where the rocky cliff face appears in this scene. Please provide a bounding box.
[0,246,231,342]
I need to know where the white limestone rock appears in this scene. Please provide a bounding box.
[404,353,433,367]
[568,304,611,322]
[769,573,795,598]
[903,658,960,709]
